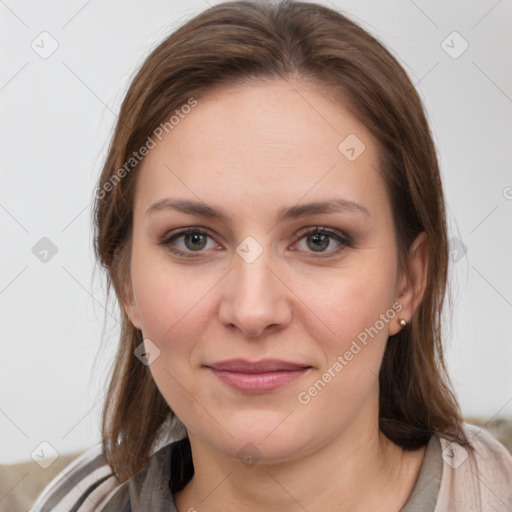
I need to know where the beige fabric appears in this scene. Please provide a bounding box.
[435,423,512,510]
[0,451,83,512]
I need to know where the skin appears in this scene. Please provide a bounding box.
[124,79,429,512]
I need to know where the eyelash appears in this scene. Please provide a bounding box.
[158,226,353,259]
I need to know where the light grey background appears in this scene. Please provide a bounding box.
[1,0,511,464]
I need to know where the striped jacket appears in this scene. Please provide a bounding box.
[28,437,192,512]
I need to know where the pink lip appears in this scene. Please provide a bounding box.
[205,359,311,393]
[207,358,310,372]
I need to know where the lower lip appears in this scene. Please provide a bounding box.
[208,368,310,393]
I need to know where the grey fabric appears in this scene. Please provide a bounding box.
[400,435,442,512]
[129,443,177,512]
[100,482,132,512]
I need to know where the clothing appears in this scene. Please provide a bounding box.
[29,423,512,511]
[400,433,442,512]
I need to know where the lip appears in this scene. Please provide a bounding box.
[205,358,312,393]
[206,358,311,372]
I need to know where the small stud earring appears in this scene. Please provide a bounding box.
[399,319,407,327]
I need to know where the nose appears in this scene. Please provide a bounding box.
[219,250,292,339]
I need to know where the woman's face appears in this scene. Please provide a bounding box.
[125,79,411,463]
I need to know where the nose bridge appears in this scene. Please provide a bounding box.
[219,241,291,337]
[235,249,273,303]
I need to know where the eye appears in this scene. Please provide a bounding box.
[292,226,352,257]
[159,228,219,258]
[159,225,352,259]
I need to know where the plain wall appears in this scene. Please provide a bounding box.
[1,0,511,464]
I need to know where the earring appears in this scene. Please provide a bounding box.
[399,319,407,327]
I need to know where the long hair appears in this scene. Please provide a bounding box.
[93,0,467,482]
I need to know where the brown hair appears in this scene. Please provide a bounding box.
[94,0,468,482]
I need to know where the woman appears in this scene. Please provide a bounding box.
[30,1,512,510]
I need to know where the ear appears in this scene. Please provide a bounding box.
[389,232,429,335]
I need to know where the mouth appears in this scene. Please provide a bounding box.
[204,358,312,393]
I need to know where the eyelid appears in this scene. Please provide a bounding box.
[290,226,353,258]
[158,225,353,258]
[293,225,352,246]
[158,227,221,257]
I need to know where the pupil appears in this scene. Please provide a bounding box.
[183,233,330,252]
[185,233,206,251]
[309,233,329,251]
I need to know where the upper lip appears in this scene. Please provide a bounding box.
[206,358,311,373]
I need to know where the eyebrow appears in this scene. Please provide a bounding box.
[145,198,370,223]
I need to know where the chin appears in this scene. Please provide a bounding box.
[199,414,314,465]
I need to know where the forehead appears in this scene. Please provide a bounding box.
[134,80,386,222]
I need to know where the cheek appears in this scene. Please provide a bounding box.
[302,263,397,346]
[129,231,210,330]
[294,274,396,419]
[131,262,214,347]
[296,265,398,411]
[131,240,397,360]
[129,259,216,416]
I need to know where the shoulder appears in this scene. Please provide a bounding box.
[463,422,512,454]
[29,443,128,512]
[29,439,186,512]
[461,422,512,477]
[435,422,512,511]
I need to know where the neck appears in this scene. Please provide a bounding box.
[174,415,426,512]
